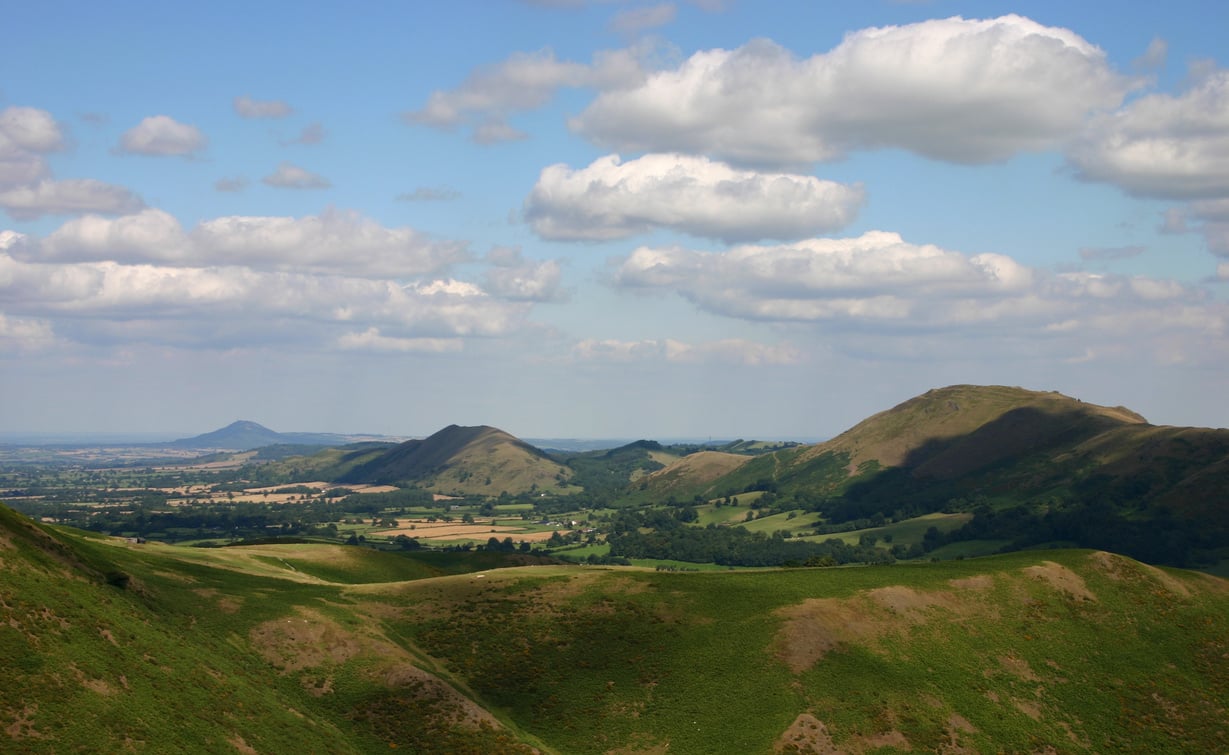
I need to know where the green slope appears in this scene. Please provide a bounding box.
[3,504,1228,753]
[665,385,1229,566]
[341,424,577,495]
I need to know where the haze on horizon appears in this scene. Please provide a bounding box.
[2,1,1227,440]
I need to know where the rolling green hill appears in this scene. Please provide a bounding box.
[2,504,1227,753]
[340,424,578,496]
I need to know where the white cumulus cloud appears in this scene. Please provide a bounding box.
[0,107,66,153]
[1069,68,1229,199]
[573,15,1132,166]
[35,208,469,277]
[117,115,207,156]
[0,251,531,349]
[524,153,863,243]
[612,231,1222,356]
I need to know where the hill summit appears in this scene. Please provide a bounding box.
[341,424,576,495]
[810,384,1147,475]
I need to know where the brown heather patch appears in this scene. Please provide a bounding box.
[381,663,503,730]
[1022,561,1097,602]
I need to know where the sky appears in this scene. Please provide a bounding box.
[2,0,1228,440]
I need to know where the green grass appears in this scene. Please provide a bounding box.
[693,503,748,526]
[3,503,1227,753]
[800,511,973,547]
[736,509,825,535]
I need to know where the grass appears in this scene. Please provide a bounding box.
[3,503,1227,753]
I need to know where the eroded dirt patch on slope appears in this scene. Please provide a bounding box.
[1022,561,1097,602]
[250,608,365,672]
[776,580,996,674]
[774,713,912,754]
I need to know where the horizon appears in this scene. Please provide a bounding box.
[3,2,1228,438]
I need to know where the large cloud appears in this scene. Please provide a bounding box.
[573,15,1131,165]
[117,115,207,156]
[34,208,469,277]
[612,232,1226,363]
[524,153,863,242]
[1068,68,1229,199]
[0,250,530,349]
[0,207,550,353]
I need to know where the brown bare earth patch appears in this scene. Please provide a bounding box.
[5,704,44,740]
[1022,561,1097,602]
[775,598,887,673]
[250,608,365,672]
[775,713,838,754]
[228,734,258,754]
[1013,699,1042,720]
[777,580,998,674]
[996,654,1041,682]
[774,713,911,754]
[941,714,978,754]
[868,584,951,618]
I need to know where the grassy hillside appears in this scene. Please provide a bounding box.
[668,385,1229,567]
[3,504,1227,753]
[341,425,578,496]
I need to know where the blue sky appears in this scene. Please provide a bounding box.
[2,1,1227,439]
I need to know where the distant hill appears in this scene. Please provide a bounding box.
[340,424,577,495]
[168,420,399,450]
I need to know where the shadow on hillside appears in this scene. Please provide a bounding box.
[832,405,1125,516]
